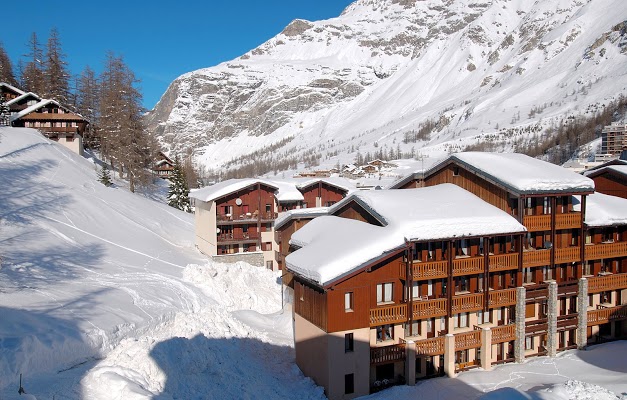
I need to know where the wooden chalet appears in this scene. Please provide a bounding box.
[153,151,175,179]
[584,165,627,199]
[285,152,627,400]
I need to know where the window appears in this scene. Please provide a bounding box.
[523,267,534,284]
[583,261,591,276]
[453,166,460,176]
[405,321,420,337]
[345,292,353,312]
[427,280,433,296]
[376,283,394,304]
[411,281,419,299]
[600,291,611,304]
[265,203,272,213]
[542,266,553,281]
[266,261,273,269]
[376,324,393,342]
[525,336,534,350]
[588,294,593,307]
[453,312,469,328]
[455,350,468,364]
[344,374,354,395]
[223,205,233,216]
[345,333,354,353]
[477,310,490,325]
[455,276,469,293]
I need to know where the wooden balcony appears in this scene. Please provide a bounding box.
[453,256,484,276]
[555,246,580,264]
[370,304,407,327]
[489,253,519,272]
[455,330,481,350]
[488,288,517,308]
[260,212,278,221]
[523,213,581,231]
[523,215,551,231]
[217,232,260,242]
[400,260,448,281]
[452,293,483,313]
[587,305,627,326]
[587,273,627,294]
[585,241,627,261]
[556,213,582,229]
[370,343,405,364]
[523,249,550,268]
[491,324,516,343]
[412,298,447,319]
[415,337,445,356]
[556,314,578,331]
[42,127,78,134]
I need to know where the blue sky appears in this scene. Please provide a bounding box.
[3,1,354,110]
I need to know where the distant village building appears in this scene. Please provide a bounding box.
[153,151,175,179]
[1,82,88,156]
[600,122,627,159]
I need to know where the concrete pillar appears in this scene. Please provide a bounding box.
[444,334,456,378]
[577,278,588,349]
[480,327,492,371]
[547,281,558,357]
[406,341,416,386]
[515,286,526,363]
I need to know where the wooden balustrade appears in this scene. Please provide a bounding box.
[523,249,550,267]
[453,256,484,276]
[587,273,627,294]
[415,337,445,356]
[555,247,580,264]
[370,304,407,327]
[412,298,447,319]
[489,253,519,272]
[411,260,448,280]
[491,324,516,343]
[556,213,582,229]
[488,288,517,308]
[585,241,627,261]
[370,343,406,364]
[587,305,627,326]
[455,330,481,350]
[452,293,483,313]
[523,215,551,231]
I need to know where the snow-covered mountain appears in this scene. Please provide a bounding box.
[145,0,627,173]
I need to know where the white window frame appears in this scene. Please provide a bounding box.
[377,282,394,304]
[345,292,353,312]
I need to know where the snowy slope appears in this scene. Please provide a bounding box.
[146,0,627,174]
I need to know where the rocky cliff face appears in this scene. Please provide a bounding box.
[145,0,627,173]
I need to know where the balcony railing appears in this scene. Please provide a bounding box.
[415,337,445,356]
[488,288,517,308]
[455,330,481,350]
[412,298,447,319]
[555,247,581,264]
[217,232,260,242]
[523,215,551,231]
[585,241,627,261]
[491,324,516,343]
[489,253,519,272]
[370,304,407,327]
[400,260,448,281]
[556,213,582,229]
[587,305,627,326]
[587,273,627,294]
[453,256,484,276]
[452,293,483,313]
[370,343,405,364]
[523,249,550,267]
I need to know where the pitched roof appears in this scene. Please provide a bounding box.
[450,152,595,195]
[288,184,526,286]
[10,99,87,123]
[274,207,329,230]
[5,92,41,106]
[0,82,25,96]
[584,193,627,227]
[585,165,627,179]
[190,179,278,202]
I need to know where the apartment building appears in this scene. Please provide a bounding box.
[285,153,627,399]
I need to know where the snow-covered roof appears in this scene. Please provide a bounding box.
[274,207,329,230]
[288,184,526,286]
[387,157,447,189]
[584,193,627,227]
[451,152,595,194]
[190,179,278,203]
[269,180,305,202]
[585,165,627,179]
[295,176,355,193]
[10,99,59,122]
[0,82,25,96]
[5,91,41,106]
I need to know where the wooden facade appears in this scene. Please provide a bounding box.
[587,169,627,199]
[300,181,347,208]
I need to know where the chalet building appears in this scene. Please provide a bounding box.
[1,82,88,156]
[153,151,175,179]
[600,122,627,158]
[584,164,627,199]
[275,178,354,212]
[275,207,329,272]
[191,179,280,269]
[285,152,627,400]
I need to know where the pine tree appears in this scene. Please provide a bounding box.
[98,165,113,187]
[21,32,45,95]
[0,41,18,86]
[167,157,191,212]
[76,65,100,149]
[43,28,70,103]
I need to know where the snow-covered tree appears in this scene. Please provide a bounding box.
[0,41,18,86]
[43,28,71,104]
[20,32,45,95]
[98,165,113,187]
[167,157,191,212]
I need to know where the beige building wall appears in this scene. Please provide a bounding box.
[327,327,370,400]
[61,134,83,156]
[261,230,278,270]
[295,314,329,395]
[195,200,217,256]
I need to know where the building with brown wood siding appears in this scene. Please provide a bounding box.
[285,153,627,400]
[585,165,627,199]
